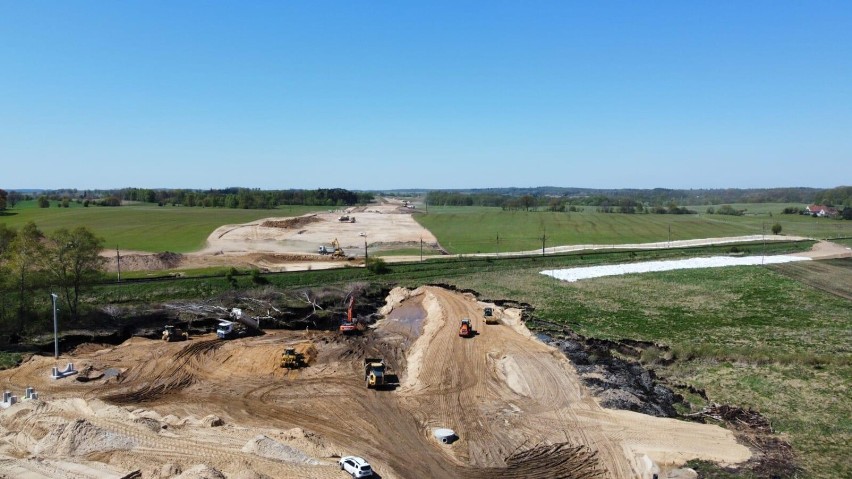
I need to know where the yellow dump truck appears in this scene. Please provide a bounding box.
[364,358,386,389]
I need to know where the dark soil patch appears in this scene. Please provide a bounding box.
[531,322,681,417]
[685,404,800,478]
[260,215,321,229]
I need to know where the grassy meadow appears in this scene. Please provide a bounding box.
[415,206,852,254]
[0,200,327,252]
[3,200,848,255]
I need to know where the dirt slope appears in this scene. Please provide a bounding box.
[0,287,749,478]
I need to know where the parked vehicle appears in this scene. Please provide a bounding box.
[216,320,246,340]
[339,455,373,478]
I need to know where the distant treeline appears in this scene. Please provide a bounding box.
[426,186,852,212]
[2,188,373,209]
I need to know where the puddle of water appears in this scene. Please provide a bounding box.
[385,300,427,338]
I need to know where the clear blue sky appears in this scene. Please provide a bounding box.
[2,1,850,190]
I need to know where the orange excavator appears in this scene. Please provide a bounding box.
[339,296,357,333]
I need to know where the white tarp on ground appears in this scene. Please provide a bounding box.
[541,255,811,282]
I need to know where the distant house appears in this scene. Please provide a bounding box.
[806,204,839,217]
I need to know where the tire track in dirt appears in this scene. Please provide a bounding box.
[76,412,337,477]
[0,286,751,479]
[101,339,222,404]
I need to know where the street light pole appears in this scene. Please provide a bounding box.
[51,293,58,359]
[360,232,368,263]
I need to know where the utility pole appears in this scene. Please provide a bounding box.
[420,237,423,262]
[51,293,58,359]
[116,246,121,283]
[668,224,671,247]
[762,223,766,265]
[541,227,546,256]
[496,234,500,257]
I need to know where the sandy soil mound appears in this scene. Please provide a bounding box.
[241,434,323,465]
[260,215,321,229]
[35,418,138,457]
[174,464,226,479]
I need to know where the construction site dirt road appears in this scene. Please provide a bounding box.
[0,287,750,479]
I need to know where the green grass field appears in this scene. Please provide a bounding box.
[0,201,327,252]
[415,206,852,254]
[3,200,847,255]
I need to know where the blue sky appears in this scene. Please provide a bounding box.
[2,1,850,190]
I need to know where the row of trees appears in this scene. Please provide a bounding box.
[427,187,831,207]
[0,223,105,334]
[812,186,852,207]
[22,187,374,209]
[425,186,852,211]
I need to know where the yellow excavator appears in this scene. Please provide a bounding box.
[330,238,345,258]
[319,239,346,258]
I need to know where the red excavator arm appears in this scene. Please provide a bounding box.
[340,295,357,333]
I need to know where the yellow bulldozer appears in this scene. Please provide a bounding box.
[281,347,304,369]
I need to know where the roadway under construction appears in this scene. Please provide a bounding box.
[0,286,750,479]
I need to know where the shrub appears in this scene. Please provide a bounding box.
[716,205,744,216]
[250,269,268,285]
[365,257,390,274]
[771,223,782,235]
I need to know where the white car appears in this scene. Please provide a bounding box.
[339,455,373,478]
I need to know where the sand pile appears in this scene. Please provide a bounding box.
[379,286,425,316]
[35,419,137,457]
[174,464,226,479]
[278,427,339,458]
[241,434,322,465]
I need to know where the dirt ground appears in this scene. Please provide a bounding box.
[104,199,440,273]
[0,287,751,479]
